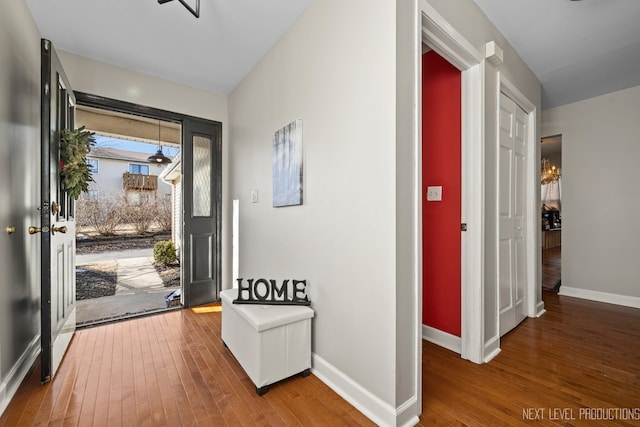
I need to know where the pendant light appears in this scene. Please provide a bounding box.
[147,120,172,165]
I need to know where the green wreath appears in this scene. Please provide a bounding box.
[60,126,96,199]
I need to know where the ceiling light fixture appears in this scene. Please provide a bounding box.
[158,0,200,18]
[147,120,173,165]
[541,158,561,184]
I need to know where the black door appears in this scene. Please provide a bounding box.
[182,117,222,306]
[40,39,77,382]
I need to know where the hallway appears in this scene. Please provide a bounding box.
[542,246,561,290]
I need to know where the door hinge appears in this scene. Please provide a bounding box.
[461,223,467,232]
[44,83,49,96]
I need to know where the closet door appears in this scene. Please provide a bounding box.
[498,92,528,337]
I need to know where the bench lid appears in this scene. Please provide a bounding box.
[220,289,314,332]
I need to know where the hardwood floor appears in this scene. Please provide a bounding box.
[542,246,562,290]
[2,291,639,426]
[418,291,640,426]
[0,305,373,427]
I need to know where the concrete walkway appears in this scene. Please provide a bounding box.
[76,248,155,263]
[76,250,179,325]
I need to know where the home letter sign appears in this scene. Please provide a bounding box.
[233,278,310,306]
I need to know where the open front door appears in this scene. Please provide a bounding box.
[40,39,76,382]
[182,117,222,307]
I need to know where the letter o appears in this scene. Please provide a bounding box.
[253,278,270,300]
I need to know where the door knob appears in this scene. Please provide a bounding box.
[51,225,67,235]
[6,226,16,235]
[28,226,42,234]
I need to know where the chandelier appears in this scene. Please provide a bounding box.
[541,158,561,184]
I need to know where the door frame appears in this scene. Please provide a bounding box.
[419,1,543,369]
[74,92,223,308]
[420,2,484,364]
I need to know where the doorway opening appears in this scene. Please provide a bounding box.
[541,134,562,291]
[419,3,542,366]
[420,5,485,365]
[421,46,463,353]
[74,106,182,326]
[75,91,223,319]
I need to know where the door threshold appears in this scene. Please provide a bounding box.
[76,305,183,329]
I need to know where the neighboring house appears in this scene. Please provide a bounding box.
[86,147,172,204]
[159,153,182,255]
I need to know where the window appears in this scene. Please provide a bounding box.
[129,164,149,175]
[87,158,99,173]
[87,190,99,200]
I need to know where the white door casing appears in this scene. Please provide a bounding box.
[498,92,528,336]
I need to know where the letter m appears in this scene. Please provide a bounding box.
[270,279,289,302]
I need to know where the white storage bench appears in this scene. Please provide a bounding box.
[220,289,314,395]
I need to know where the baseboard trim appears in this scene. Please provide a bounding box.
[396,396,420,427]
[559,286,640,309]
[536,300,546,318]
[483,335,501,363]
[421,324,461,354]
[312,353,413,427]
[0,335,40,417]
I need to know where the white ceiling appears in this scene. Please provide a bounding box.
[26,0,312,95]
[472,0,640,109]
[26,1,640,108]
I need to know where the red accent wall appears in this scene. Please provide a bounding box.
[422,50,462,337]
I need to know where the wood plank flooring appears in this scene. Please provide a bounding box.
[0,305,373,427]
[2,291,639,426]
[418,291,640,426]
[542,246,562,290]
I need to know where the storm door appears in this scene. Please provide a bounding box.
[182,117,222,306]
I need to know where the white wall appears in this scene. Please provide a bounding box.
[426,0,540,103]
[229,0,401,423]
[543,85,640,301]
[57,51,227,122]
[229,0,542,423]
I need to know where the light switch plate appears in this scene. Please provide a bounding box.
[250,189,259,203]
[426,186,442,201]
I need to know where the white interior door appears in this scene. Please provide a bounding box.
[498,92,528,337]
[40,39,76,382]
